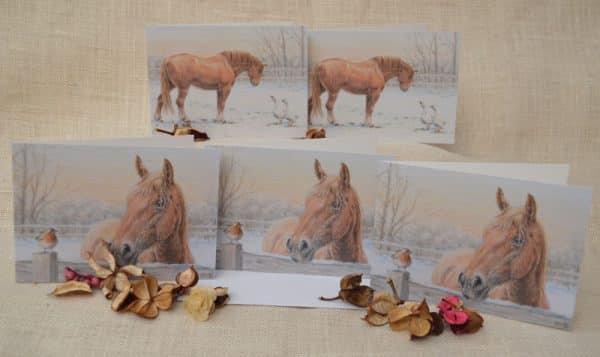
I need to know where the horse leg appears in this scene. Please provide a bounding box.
[154,83,174,122]
[216,84,232,123]
[365,89,381,127]
[176,86,190,125]
[326,90,340,126]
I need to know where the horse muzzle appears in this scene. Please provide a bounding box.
[109,241,138,266]
[286,237,316,263]
[458,272,490,301]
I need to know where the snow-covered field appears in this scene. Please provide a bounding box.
[233,230,576,318]
[150,79,456,143]
[15,236,216,269]
[150,79,307,138]
[315,86,456,143]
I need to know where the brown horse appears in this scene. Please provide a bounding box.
[308,56,415,127]
[262,159,367,264]
[81,156,194,266]
[432,188,549,309]
[155,51,265,124]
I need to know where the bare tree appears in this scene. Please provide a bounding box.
[254,26,304,80]
[375,164,417,243]
[12,145,61,225]
[218,154,249,220]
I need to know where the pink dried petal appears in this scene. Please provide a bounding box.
[441,310,469,325]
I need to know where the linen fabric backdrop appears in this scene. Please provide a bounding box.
[1,1,599,356]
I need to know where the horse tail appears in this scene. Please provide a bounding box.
[159,59,174,114]
[309,65,323,118]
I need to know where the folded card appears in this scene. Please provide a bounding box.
[146,24,307,139]
[372,162,592,329]
[307,29,459,144]
[12,142,221,282]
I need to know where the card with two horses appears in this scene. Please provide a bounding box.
[146,24,307,140]
[372,162,592,328]
[12,142,221,282]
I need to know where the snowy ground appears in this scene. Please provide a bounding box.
[313,86,456,144]
[233,230,576,318]
[150,80,456,143]
[15,237,216,269]
[150,79,307,139]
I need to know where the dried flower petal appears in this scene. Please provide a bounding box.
[339,285,374,308]
[370,291,398,315]
[50,280,92,296]
[340,273,363,290]
[176,265,199,288]
[363,308,389,326]
[120,265,144,277]
[183,287,218,321]
[429,312,444,336]
[451,308,484,335]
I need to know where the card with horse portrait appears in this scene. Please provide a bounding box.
[146,23,307,140]
[12,142,221,282]
[372,162,592,329]
[308,29,459,144]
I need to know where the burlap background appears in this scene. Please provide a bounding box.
[1,1,599,355]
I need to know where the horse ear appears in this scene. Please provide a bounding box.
[314,159,326,181]
[525,193,537,223]
[135,155,148,178]
[496,187,510,211]
[162,159,174,187]
[339,163,351,188]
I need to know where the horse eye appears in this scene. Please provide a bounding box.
[155,197,166,210]
[331,200,341,211]
[512,234,524,247]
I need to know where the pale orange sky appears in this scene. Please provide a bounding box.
[309,30,455,63]
[389,164,592,250]
[145,24,301,57]
[225,146,388,208]
[19,144,220,207]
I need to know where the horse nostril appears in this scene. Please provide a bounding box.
[299,240,309,251]
[286,238,293,251]
[122,243,131,256]
[473,275,483,287]
[458,272,465,287]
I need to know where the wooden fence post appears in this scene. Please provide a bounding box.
[216,243,243,270]
[388,270,410,301]
[32,251,58,283]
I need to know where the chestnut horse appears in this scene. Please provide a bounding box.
[81,155,194,266]
[154,51,265,124]
[262,159,368,264]
[432,188,549,309]
[308,56,415,127]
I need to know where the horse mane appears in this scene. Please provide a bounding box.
[371,56,414,78]
[165,182,193,263]
[220,50,262,70]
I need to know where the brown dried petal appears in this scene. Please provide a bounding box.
[340,273,363,290]
[138,302,159,319]
[389,317,411,332]
[452,308,484,334]
[215,294,230,308]
[50,281,92,296]
[363,308,389,326]
[339,286,374,308]
[102,275,115,299]
[87,256,113,279]
[214,287,228,297]
[111,290,131,311]
[388,305,417,323]
[370,291,398,315]
[153,290,174,310]
[115,272,131,292]
[132,278,151,301]
[408,317,432,337]
[429,312,445,336]
[96,241,116,272]
[120,265,144,277]
[126,298,149,314]
[176,266,199,288]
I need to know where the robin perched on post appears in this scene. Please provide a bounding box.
[392,248,412,270]
[223,222,243,244]
[36,228,58,251]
